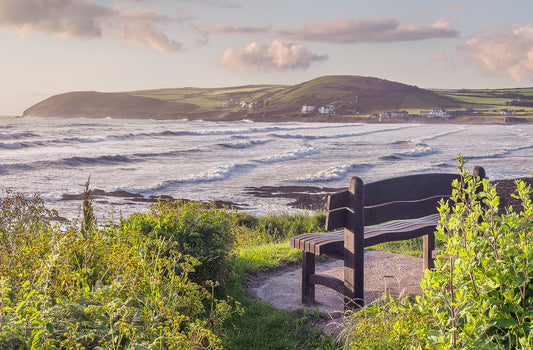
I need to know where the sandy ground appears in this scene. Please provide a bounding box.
[247,250,425,335]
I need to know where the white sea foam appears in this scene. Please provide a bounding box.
[254,142,320,163]
[297,163,374,182]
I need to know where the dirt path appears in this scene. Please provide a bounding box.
[247,250,424,335]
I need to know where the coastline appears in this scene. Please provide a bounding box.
[60,177,533,218]
[18,112,533,125]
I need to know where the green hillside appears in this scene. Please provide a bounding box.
[21,75,533,122]
[259,75,456,114]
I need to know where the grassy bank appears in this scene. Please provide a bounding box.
[0,190,339,349]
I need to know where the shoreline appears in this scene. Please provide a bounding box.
[60,177,533,218]
[16,113,533,125]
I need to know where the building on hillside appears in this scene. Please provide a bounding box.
[500,109,515,115]
[318,106,336,114]
[301,105,315,114]
[378,110,409,118]
[426,109,451,118]
[241,102,259,110]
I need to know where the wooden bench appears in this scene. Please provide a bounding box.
[290,167,485,309]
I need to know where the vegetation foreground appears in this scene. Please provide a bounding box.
[0,161,532,349]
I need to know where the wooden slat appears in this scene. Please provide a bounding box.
[290,231,344,255]
[327,190,349,210]
[364,196,448,226]
[308,274,344,294]
[363,173,459,206]
[326,207,353,231]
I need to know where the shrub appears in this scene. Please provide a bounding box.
[123,201,236,285]
[0,193,241,349]
[255,211,326,242]
[342,158,533,349]
[419,158,533,348]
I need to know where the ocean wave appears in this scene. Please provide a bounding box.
[270,125,414,140]
[254,142,320,163]
[0,132,39,139]
[75,137,106,143]
[218,139,271,149]
[417,128,466,142]
[379,154,402,161]
[384,140,437,159]
[464,143,533,160]
[155,163,256,190]
[63,155,133,166]
[296,163,375,182]
[0,142,23,149]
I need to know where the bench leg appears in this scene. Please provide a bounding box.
[344,245,364,310]
[302,251,315,304]
[423,232,435,270]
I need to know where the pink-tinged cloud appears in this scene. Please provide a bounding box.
[0,0,113,38]
[219,40,328,72]
[115,9,183,53]
[273,17,458,43]
[431,51,450,62]
[458,25,533,82]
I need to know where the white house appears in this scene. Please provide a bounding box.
[301,105,315,114]
[318,106,335,114]
[379,110,409,118]
[427,109,451,118]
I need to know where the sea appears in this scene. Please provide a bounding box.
[1,117,532,222]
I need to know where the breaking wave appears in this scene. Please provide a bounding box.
[254,142,320,163]
[296,163,375,182]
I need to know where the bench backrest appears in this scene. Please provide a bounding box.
[326,173,461,230]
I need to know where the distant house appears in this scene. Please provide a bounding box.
[318,106,335,114]
[501,109,515,115]
[218,101,230,108]
[301,105,315,114]
[241,102,259,110]
[378,110,409,118]
[426,109,451,118]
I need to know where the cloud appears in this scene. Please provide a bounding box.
[219,40,328,72]
[431,51,450,62]
[0,0,114,38]
[273,17,458,43]
[115,9,183,52]
[0,0,185,53]
[458,24,533,82]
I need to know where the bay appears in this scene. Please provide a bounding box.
[0,117,531,221]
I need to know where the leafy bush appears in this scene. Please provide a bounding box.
[420,158,533,348]
[123,201,236,285]
[341,296,430,349]
[0,194,241,349]
[343,158,533,349]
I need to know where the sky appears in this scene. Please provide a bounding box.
[1,0,533,115]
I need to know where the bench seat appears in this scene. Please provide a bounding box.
[290,213,441,255]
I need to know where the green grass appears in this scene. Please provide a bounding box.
[223,240,340,350]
